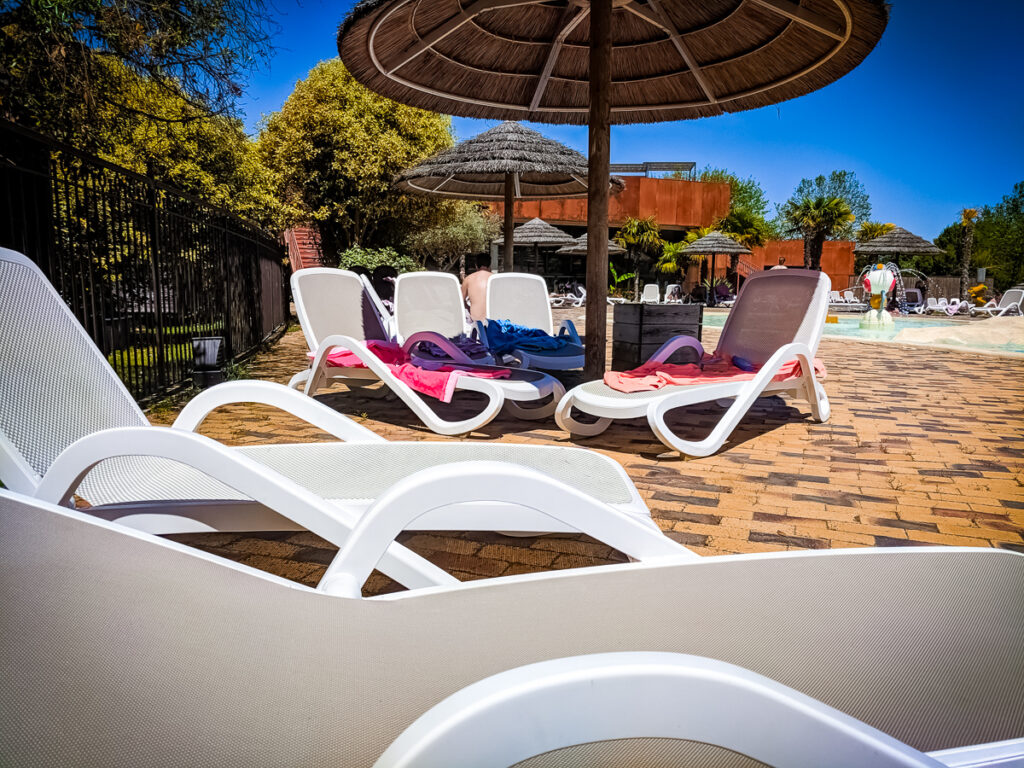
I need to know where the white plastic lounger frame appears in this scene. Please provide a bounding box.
[289,269,565,434]
[3,488,1023,767]
[0,247,674,586]
[971,288,1023,317]
[392,271,474,342]
[485,273,584,370]
[641,282,661,304]
[378,652,1014,768]
[556,269,831,457]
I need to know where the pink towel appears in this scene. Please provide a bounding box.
[307,341,510,403]
[604,354,826,394]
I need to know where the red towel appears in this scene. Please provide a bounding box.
[307,341,510,403]
[604,354,826,393]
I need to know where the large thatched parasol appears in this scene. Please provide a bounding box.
[683,231,751,301]
[556,233,625,256]
[340,0,888,377]
[853,227,944,260]
[397,121,621,271]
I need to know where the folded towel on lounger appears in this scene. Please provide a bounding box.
[483,319,575,355]
[604,354,826,394]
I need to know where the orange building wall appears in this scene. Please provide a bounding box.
[488,176,730,231]
[748,240,856,291]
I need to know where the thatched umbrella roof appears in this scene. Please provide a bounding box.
[339,0,888,126]
[853,227,944,256]
[683,231,751,256]
[556,233,625,256]
[493,218,575,247]
[397,122,622,199]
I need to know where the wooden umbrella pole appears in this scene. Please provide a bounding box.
[503,173,515,272]
[584,0,612,380]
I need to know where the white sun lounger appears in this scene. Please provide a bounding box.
[0,247,676,589]
[641,283,661,304]
[971,288,1023,317]
[483,273,584,370]
[556,268,831,457]
[664,283,683,303]
[291,269,565,433]
[3,487,1022,766]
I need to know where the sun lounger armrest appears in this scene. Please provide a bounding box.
[34,427,456,590]
[375,653,943,768]
[557,319,581,344]
[646,335,705,365]
[319,460,693,597]
[172,380,385,442]
[402,331,476,365]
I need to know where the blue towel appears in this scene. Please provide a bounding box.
[484,319,574,355]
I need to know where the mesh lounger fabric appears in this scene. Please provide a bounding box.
[2,490,1022,766]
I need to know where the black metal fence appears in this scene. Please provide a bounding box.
[0,121,289,403]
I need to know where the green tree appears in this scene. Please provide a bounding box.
[336,245,421,273]
[404,203,500,277]
[974,181,1024,290]
[258,60,454,256]
[614,216,663,300]
[783,171,870,241]
[0,0,273,136]
[677,166,771,219]
[958,208,980,299]
[782,196,854,270]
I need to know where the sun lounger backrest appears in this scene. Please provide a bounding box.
[4,488,1023,765]
[291,268,389,350]
[486,273,553,334]
[394,272,468,341]
[999,288,1023,309]
[642,283,660,302]
[0,248,148,492]
[717,269,829,365]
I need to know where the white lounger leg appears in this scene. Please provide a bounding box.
[648,343,824,457]
[504,378,566,420]
[375,653,948,768]
[555,391,613,437]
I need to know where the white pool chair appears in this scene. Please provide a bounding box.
[556,269,831,457]
[926,297,951,315]
[641,283,661,304]
[3,488,1022,767]
[0,248,668,588]
[484,273,584,371]
[971,288,1023,317]
[664,283,683,303]
[291,269,565,432]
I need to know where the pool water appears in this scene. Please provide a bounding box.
[701,312,1024,354]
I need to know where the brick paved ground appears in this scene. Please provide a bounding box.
[156,308,1024,596]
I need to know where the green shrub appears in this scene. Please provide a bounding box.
[336,245,422,273]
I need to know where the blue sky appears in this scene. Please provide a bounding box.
[239,0,1024,240]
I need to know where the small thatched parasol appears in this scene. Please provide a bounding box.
[556,233,625,256]
[397,122,621,271]
[853,227,944,259]
[492,217,576,271]
[683,231,751,300]
[340,0,888,377]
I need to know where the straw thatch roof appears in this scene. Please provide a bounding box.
[557,233,625,256]
[683,231,751,256]
[339,0,888,125]
[492,218,575,246]
[852,227,944,256]
[396,122,622,199]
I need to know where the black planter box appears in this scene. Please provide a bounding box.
[611,303,703,370]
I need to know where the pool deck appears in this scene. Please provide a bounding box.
[154,308,1024,596]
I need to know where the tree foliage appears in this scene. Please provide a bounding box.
[336,245,421,273]
[404,203,500,276]
[614,216,663,300]
[678,166,771,219]
[782,171,870,241]
[855,221,894,243]
[781,196,854,270]
[258,60,454,255]
[974,182,1024,290]
[0,0,273,132]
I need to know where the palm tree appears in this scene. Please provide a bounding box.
[958,208,979,300]
[782,196,854,270]
[716,206,767,287]
[855,221,895,242]
[614,216,663,300]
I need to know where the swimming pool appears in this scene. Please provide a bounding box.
[701,311,1024,355]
